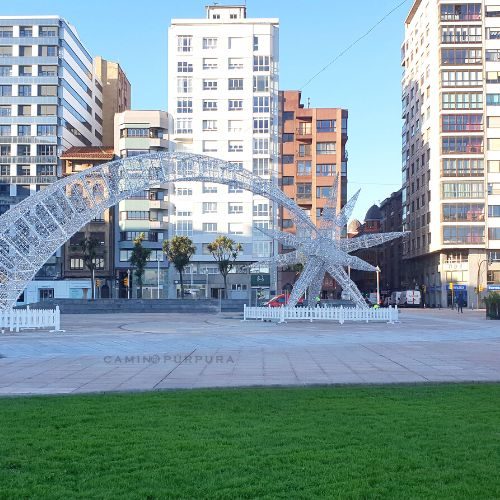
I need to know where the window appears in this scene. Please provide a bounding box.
[442,203,484,222]
[442,93,483,109]
[441,48,481,65]
[37,124,56,136]
[442,136,483,153]
[253,75,269,92]
[0,46,11,57]
[253,118,269,133]
[253,138,269,154]
[253,96,270,113]
[37,145,56,156]
[202,202,217,214]
[283,111,294,121]
[39,26,57,36]
[298,144,311,157]
[282,155,294,164]
[253,55,270,71]
[18,85,31,97]
[177,98,192,113]
[0,125,10,137]
[0,66,12,77]
[19,26,33,37]
[441,25,481,43]
[228,58,243,69]
[121,211,150,220]
[70,258,84,270]
[253,36,259,51]
[297,183,312,199]
[316,164,336,176]
[316,142,336,154]
[316,186,332,198]
[442,70,482,87]
[443,226,484,244]
[228,120,243,132]
[37,105,56,116]
[487,94,500,106]
[18,105,31,116]
[488,183,500,195]
[228,141,243,152]
[203,58,218,70]
[177,35,192,53]
[0,27,13,38]
[0,145,10,156]
[228,202,243,214]
[38,85,57,97]
[203,100,218,111]
[17,125,31,137]
[228,223,243,235]
[203,37,217,49]
[37,164,55,176]
[253,158,269,176]
[488,206,500,217]
[203,140,217,152]
[176,187,192,196]
[228,78,243,90]
[177,77,192,94]
[176,211,192,217]
[19,65,32,76]
[283,133,294,142]
[442,158,483,176]
[442,182,484,198]
[202,222,218,233]
[317,120,336,132]
[0,105,10,117]
[442,114,483,131]
[18,145,30,156]
[178,61,193,73]
[175,220,193,237]
[203,79,217,91]
[228,184,243,194]
[440,4,481,21]
[17,164,30,175]
[297,161,311,175]
[253,203,269,216]
[489,160,500,173]
[176,118,192,134]
[39,45,57,57]
[38,65,57,76]
[202,120,217,131]
[228,37,244,50]
[0,85,11,96]
[281,177,294,186]
[228,99,243,111]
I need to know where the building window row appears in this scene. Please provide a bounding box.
[442,181,484,199]
[440,4,481,22]
[441,136,483,154]
[442,93,482,110]
[442,158,483,176]
[443,226,484,245]
[441,70,482,87]
[441,48,481,65]
[442,114,483,132]
[441,25,481,43]
[442,203,484,222]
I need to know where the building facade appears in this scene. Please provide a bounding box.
[167,5,279,300]
[0,16,104,288]
[113,109,170,299]
[94,56,131,145]
[60,146,115,298]
[402,0,500,307]
[277,90,348,297]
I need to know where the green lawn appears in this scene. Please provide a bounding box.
[1,384,500,499]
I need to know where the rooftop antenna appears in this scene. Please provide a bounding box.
[307,97,310,108]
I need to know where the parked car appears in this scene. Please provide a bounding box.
[266,294,305,307]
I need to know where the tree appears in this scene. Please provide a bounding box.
[163,236,196,299]
[76,236,100,300]
[129,233,152,299]
[207,236,242,299]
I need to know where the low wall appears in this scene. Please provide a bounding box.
[16,298,248,314]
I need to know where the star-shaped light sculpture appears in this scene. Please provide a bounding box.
[254,177,406,309]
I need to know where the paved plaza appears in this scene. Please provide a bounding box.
[0,308,499,395]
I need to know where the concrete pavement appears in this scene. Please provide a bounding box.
[0,308,499,395]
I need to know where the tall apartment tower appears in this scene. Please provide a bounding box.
[168,5,279,299]
[94,56,131,145]
[0,16,103,282]
[113,110,170,299]
[402,1,500,307]
[278,90,348,297]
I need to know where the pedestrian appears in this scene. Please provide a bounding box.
[457,295,464,313]
[315,295,321,308]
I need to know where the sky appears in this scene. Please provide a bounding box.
[3,0,411,221]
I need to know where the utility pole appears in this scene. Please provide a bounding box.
[127,268,131,300]
[376,266,381,306]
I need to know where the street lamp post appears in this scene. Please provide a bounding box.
[205,269,209,299]
[127,268,131,300]
[477,257,491,309]
[375,266,381,306]
[157,257,160,300]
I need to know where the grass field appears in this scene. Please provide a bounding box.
[1,384,500,499]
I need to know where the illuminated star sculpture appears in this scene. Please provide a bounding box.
[255,177,406,309]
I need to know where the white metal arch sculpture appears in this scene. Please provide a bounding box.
[0,152,315,310]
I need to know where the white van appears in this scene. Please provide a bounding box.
[399,290,421,307]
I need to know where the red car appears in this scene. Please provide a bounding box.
[265,294,305,307]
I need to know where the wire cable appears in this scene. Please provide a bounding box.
[300,0,411,90]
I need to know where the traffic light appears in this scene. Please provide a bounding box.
[123,277,129,287]
[95,279,101,287]
[449,282,454,292]
[479,284,484,292]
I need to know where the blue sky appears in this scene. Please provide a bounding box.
[3,0,410,221]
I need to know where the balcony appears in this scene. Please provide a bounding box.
[149,220,169,230]
[0,175,57,184]
[149,200,169,210]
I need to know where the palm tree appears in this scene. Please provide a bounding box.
[207,236,242,299]
[163,236,196,299]
[129,233,152,298]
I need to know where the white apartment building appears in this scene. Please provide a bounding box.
[168,5,279,299]
[0,16,103,289]
[402,0,500,307]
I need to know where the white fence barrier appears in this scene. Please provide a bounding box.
[243,305,399,324]
[0,306,62,333]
